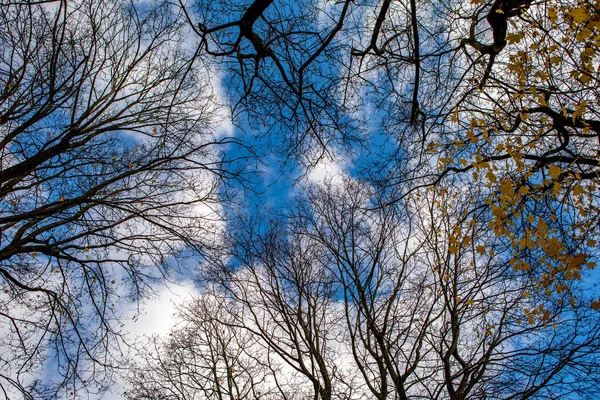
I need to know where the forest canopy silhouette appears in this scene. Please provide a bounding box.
[1,0,600,398]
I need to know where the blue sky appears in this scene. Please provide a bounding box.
[4,0,600,398]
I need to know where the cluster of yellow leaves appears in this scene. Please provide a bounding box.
[521,303,553,326]
[434,0,600,314]
[437,131,598,310]
[448,224,473,255]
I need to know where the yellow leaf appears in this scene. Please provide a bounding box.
[542,310,551,321]
[499,179,514,196]
[537,219,548,235]
[547,238,563,257]
[476,245,486,255]
[495,8,504,14]
[548,8,558,23]
[549,56,562,65]
[548,165,561,179]
[506,33,523,44]
[567,254,586,271]
[553,182,561,195]
[573,101,587,120]
[570,7,588,23]
[578,73,591,84]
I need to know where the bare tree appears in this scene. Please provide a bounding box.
[179,0,600,174]
[127,178,600,399]
[301,180,440,400]
[211,211,350,400]
[0,0,237,397]
[178,0,600,300]
[409,182,600,399]
[125,294,271,400]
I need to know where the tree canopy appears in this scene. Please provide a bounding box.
[0,0,234,397]
[1,0,600,398]
[178,0,600,308]
[126,179,600,399]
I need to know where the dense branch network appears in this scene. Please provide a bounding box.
[3,0,600,397]
[0,0,236,397]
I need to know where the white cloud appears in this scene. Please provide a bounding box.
[122,280,200,338]
[305,152,348,184]
[98,280,202,400]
